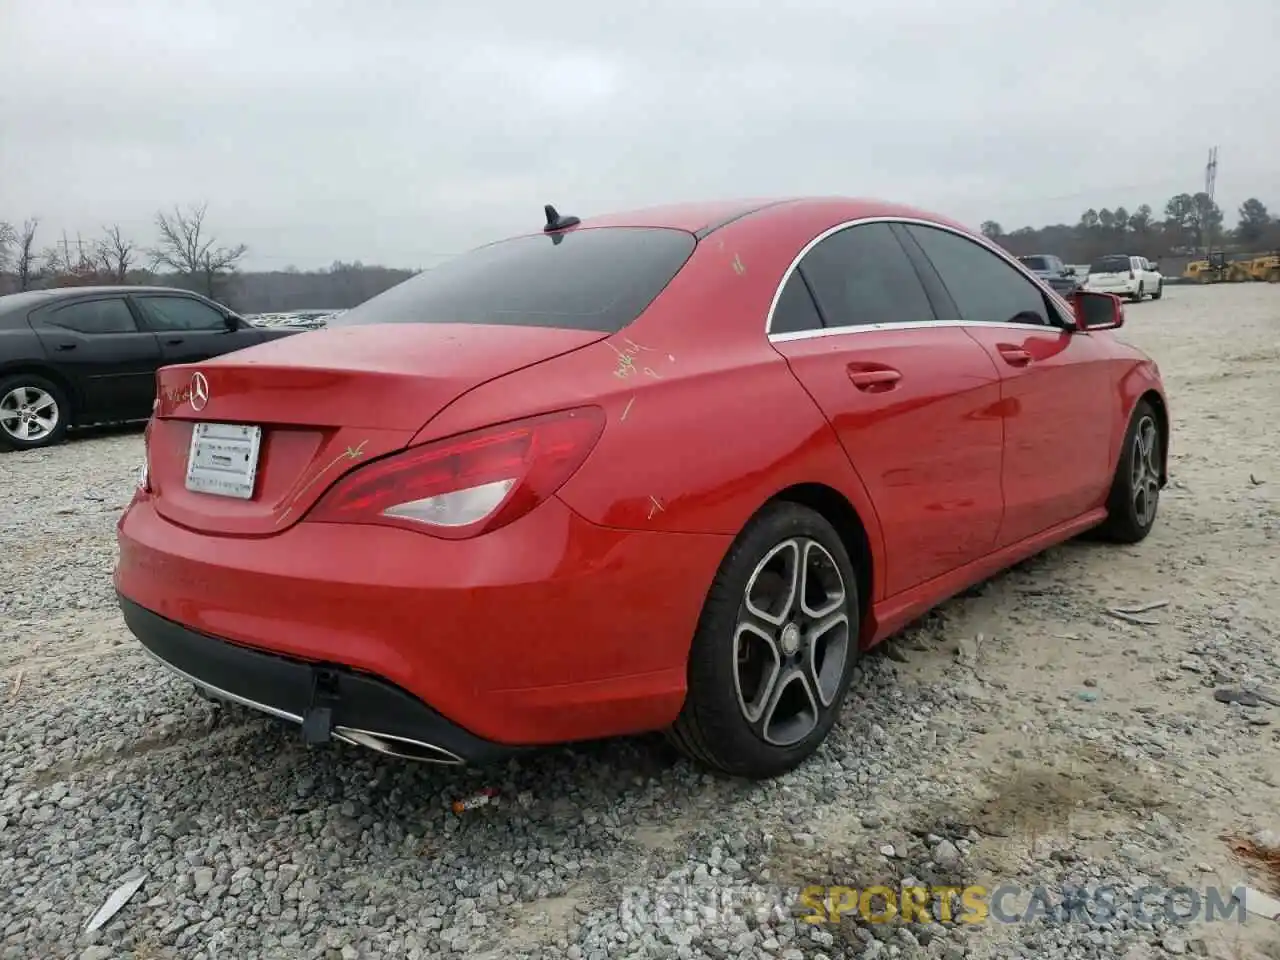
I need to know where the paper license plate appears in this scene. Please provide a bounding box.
[184,422,262,499]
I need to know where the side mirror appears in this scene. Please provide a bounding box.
[1071,290,1124,331]
[223,313,241,330]
[1064,266,1076,276]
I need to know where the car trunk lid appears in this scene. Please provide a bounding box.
[147,323,608,535]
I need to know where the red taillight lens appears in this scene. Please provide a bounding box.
[306,406,606,538]
[138,416,154,493]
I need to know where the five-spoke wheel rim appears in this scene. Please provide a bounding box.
[1131,415,1160,528]
[0,386,59,442]
[733,538,849,747]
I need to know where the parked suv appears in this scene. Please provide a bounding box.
[1016,255,1081,298]
[1084,255,1163,303]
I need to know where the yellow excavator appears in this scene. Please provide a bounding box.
[1182,252,1252,283]
[1243,253,1280,282]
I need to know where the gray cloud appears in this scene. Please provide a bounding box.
[2,0,1276,269]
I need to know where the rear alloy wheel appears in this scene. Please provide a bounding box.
[0,375,69,451]
[669,503,859,779]
[1096,400,1162,543]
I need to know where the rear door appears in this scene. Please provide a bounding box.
[131,293,262,365]
[898,223,1114,545]
[768,221,1004,597]
[30,296,161,422]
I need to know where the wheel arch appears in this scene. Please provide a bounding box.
[0,363,81,419]
[1139,388,1170,485]
[768,482,875,642]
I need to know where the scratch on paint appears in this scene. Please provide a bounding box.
[609,337,663,380]
[647,495,665,519]
[620,396,635,421]
[276,439,370,525]
[731,253,746,275]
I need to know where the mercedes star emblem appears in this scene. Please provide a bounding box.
[190,372,209,412]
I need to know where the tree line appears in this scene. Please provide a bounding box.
[7,192,1276,310]
[981,193,1278,264]
[0,203,414,313]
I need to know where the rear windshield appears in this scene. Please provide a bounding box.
[1018,256,1051,271]
[330,226,696,332]
[1090,256,1131,273]
[0,291,54,327]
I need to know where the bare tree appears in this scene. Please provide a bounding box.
[149,203,247,299]
[16,219,41,291]
[95,224,135,282]
[0,220,15,275]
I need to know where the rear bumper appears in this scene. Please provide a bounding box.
[120,595,512,763]
[115,494,730,750]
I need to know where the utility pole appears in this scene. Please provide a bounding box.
[1204,146,1218,255]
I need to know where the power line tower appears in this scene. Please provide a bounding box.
[1203,146,1219,255]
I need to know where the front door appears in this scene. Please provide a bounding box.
[899,223,1115,546]
[130,294,261,365]
[30,296,161,422]
[768,222,1005,597]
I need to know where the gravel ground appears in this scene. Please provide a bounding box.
[3,283,1279,960]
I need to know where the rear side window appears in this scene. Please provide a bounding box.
[1019,256,1050,271]
[770,272,824,334]
[905,225,1052,326]
[797,223,935,328]
[43,298,137,335]
[331,227,696,333]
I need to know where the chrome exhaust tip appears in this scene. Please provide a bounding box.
[333,727,465,765]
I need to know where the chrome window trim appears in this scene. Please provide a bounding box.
[763,215,1077,341]
[768,318,1068,343]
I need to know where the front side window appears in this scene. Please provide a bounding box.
[330,227,696,333]
[44,298,137,335]
[796,223,936,328]
[135,296,227,332]
[906,225,1052,326]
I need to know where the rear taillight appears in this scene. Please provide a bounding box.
[1129,268,1134,279]
[138,416,154,492]
[306,406,605,538]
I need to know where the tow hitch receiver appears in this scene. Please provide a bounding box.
[302,668,341,745]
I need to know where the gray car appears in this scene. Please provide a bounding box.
[1017,254,1081,297]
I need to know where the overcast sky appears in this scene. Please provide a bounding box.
[2,1,1276,271]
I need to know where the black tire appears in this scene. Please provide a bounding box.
[0,373,70,451]
[1130,283,1144,303]
[668,502,861,779]
[1096,399,1163,543]
[1150,281,1163,300]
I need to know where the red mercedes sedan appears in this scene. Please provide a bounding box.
[114,198,1168,779]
